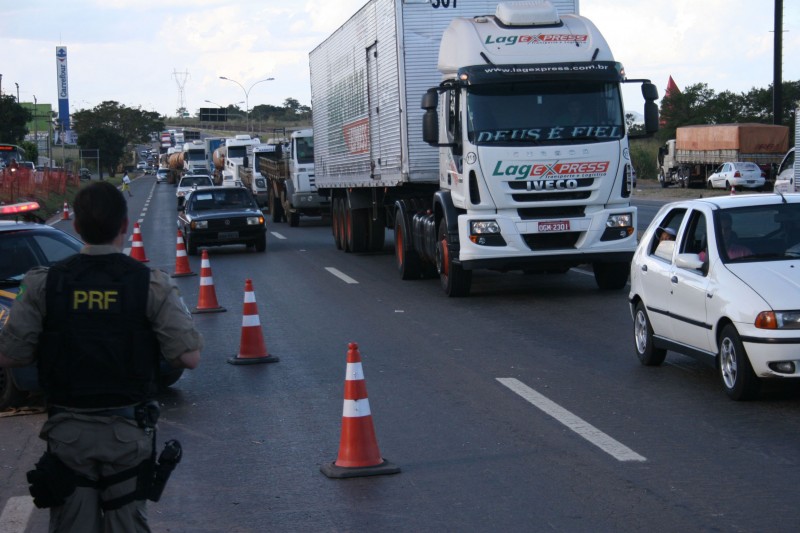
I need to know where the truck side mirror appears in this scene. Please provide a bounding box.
[421,89,440,145]
[644,101,659,134]
[641,82,659,102]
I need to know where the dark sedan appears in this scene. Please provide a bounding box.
[178,186,266,254]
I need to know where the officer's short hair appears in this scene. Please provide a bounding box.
[73,181,128,244]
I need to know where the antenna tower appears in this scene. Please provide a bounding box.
[172,68,190,115]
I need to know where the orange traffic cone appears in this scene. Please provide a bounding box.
[227,279,279,365]
[730,185,736,195]
[129,222,149,262]
[62,201,70,221]
[320,342,400,479]
[192,250,225,313]
[171,230,196,278]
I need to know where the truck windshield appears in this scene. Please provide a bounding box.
[294,136,314,165]
[467,81,624,146]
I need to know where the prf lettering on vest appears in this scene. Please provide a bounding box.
[73,290,119,311]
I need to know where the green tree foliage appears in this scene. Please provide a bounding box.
[250,98,311,123]
[0,95,32,144]
[72,101,165,147]
[19,140,38,163]
[76,127,126,177]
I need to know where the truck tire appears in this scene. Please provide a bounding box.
[367,210,386,252]
[659,171,669,188]
[394,215,422,279]
[336,197,349,252]
[332,197,343,250]
[347,207,368,253]
[270,188,285,223]
[436,222,472,297]
[288,211,300,227]
[593,261,629,290]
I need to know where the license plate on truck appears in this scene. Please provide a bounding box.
[538,220,570,232]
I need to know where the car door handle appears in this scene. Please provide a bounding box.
[671,275,678,284]
[641,264,648,272]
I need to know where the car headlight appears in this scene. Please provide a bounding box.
[755,311,800,330]
[247,216,265,225]
[606,214,633,228]
[192,220,208,230]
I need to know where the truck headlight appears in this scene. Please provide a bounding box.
[606,214,632,228]
[755,311,800,330]
[470,220,501,234]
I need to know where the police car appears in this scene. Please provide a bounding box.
[0,202,183,410]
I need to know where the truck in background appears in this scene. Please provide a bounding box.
[166,147,184,184]
[259,129,328,226]
[204,137,226,176]
[219,135,261,188]
[657,123,789,188]
[309,0,658,296]
[183,140,207,175]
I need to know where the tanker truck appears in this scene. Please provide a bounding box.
[657,123,789,188]
[166,148,184,185]
[310,0,658,296]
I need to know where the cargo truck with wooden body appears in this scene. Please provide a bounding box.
[657,123,789,189]
[259,129,328,226]
[309,0,658,296]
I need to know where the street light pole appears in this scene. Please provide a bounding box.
[33,95,38,163]
[219,76,274,134]
[15,82,19,102]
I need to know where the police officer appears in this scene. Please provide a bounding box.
[0,181,203,532]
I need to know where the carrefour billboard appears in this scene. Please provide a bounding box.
[55,46,71,133]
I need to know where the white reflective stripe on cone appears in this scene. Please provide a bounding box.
[241,315,260,328]
[342,398,371,418]
[200,276,214,286]
[244,292,256,303]
[345,362,364,381]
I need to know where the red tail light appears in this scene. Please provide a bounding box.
[734,171,741,178]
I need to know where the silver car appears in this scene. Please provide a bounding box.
[708,162,765,191]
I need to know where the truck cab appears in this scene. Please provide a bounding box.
[774,148,797,193]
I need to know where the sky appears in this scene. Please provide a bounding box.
[1,0,798,119]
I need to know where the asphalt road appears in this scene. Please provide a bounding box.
[2,176,800,532]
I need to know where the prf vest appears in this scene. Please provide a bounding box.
[40,253,159,408]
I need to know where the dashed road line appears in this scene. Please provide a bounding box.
[270,231,287,240]
[325,267,358,284]
[497,377,646,462]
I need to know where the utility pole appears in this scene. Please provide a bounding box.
[773,0,783,125]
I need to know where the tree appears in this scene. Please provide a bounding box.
[72,101,164,147]
[19,140,38,164]
[0,95,32,144]
[77,127,126,177]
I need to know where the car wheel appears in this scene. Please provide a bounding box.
[185,233,198,256]
[593,261,629,290]
[437,222,472,297]
[634,302,666,366]
[0,368,25,410]
[255,234,266,253]
[708,180,713,189]
[718,324,760,400]
[288,211,300,227]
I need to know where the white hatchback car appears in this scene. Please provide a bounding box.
[629,193,800,400]
[707,161,765,191]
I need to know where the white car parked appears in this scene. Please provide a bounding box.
[707,161,765,191]
[629,193,800,400]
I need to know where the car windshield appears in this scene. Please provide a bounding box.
[467,80,624,145]
[733,162,760,172]
[715,203,800,262]
[189,189,256,211]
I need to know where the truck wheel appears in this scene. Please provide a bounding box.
[394,216,421,279]
[270,188,285,223]
[288,211,300,227]
[367,209,386,252]
[718,324,760,401]
[332,198,343,250]
[593,261,628,290]
[0,368,25,410]
[436,223,472,297]
[347,207,368,253]
[337,198,349,252]
[659,171,668,188]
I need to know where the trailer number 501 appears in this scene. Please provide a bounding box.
[431,0,457,8]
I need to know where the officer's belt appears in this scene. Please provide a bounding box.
[48,406,136,420]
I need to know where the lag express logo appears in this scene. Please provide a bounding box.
[493,161,610,180]
[485,34,588,46]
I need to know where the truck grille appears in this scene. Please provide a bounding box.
[511,191,591,202]
[522,232,580,250]
[517,206,586,220]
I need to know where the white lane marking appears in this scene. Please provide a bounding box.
[325,267,358,284]
[0,496,35,533]
[497,378,646,462]
[270,232,287,240]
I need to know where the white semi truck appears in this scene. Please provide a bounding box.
[260,129,329,226]
[309,0,658,296]
[182,140,207,175]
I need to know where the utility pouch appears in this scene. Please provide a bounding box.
[26,452,78,509]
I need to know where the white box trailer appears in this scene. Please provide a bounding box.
[310,0,579,190]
